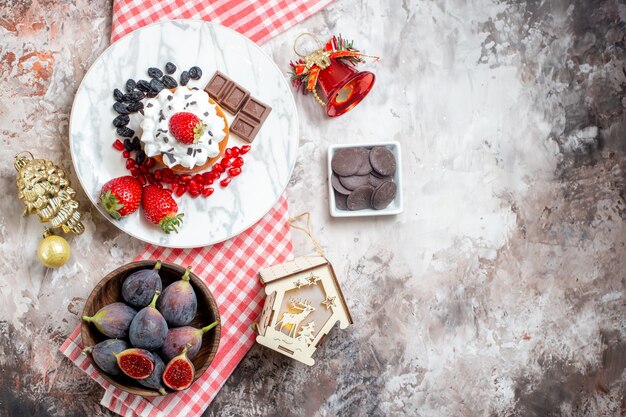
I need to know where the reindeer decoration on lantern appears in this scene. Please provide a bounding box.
[275,298,315,337]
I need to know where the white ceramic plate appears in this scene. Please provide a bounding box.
[70,21,299,248]
[328,142,403,217]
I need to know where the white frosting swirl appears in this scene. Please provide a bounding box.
[140,87,227,169]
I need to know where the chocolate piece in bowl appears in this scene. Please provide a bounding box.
[355,148,372,175]
[369,173,392,187]
[230,114,260,143]
[339,174,370,191]
[347,185,375,210]
[371,180,397,210]
[331,148,364,176]
[369,146,396,176]
[221,84,250,113]
[335,191,349,210]
[331,174,351,195]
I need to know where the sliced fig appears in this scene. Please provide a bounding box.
[84,339,129,376]
[129,291,168,350]
[138,354,167,395]
[163,345,195,391]
[160,321,218,361]
[122,260,163,308]
[157,267,197,327]
[114,348,154,380]
[82,302,137,338]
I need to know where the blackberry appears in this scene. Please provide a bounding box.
[180,70,190,86]
[150,78,165,93]
[113,88,124,102]
[117,126,135,137]
[188,66,202,80]
[123,91,145,102]
[127,101,144,112]
[165,62,176,74]
[148,67,163,78]
[123,138,133,151]
[112,114,130,127]
[136,80,151,92]
[125,79,136,92]
[161,75,177,89]
[113,102,130,114]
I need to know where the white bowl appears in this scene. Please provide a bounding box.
[327,141,403,217]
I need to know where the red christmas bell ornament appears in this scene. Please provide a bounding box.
[290,34,378,118]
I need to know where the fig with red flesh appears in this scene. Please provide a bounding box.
[163,345,195,391]
[129,291,168,350]
[82,302,137,338]
[161,320,218,361]
[122,260,163,308]
[114,348,154,380]
[157,267,197,326]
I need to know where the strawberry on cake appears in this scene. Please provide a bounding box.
[140,86,229,173]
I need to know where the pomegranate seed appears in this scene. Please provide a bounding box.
[224,148,233,158]
[175,186,185,197]
[125,159,135,169]
[189,189,201,198]
[240,145,251,154]
[139,165,149,174]
[213,163,224,173]
[231,147,240,157]
[154,170,163,181]
[130,166,139,177]
[220,177,231,187]
[204,179,214,185]
[231,157,244,168]
[164,187,173,193]
[145,158,155,168]
[188,180,198,190]
[202,187,214,197]
[122,150,130,158]
[156,182,163,188]
[193,174,204,185]
[229,167,242,177]
[221,158,231,167]
[180,174,192,183]
[113,139,125,151]
[138,175,147,186]
[173,174,181,182]
[208,170,220,180]
[146,173,155,184]
[163,168,173,177]
[202,172,213,181]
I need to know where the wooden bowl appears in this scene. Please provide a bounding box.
[81,260,221,397]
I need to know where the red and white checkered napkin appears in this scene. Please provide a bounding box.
[60,196,293,417]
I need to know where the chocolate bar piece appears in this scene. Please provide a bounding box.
[231,114,261,143]
[240,96,272,123]
[221,84,250,113]
[204,71,230,100]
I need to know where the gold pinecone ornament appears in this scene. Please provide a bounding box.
[14,152,84,268]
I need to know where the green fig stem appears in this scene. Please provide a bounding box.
[181,267,191,282]
[200,321,219,334]
[149,290,161,308]
[158,388,166,395]
[154,260,162,270]
[82,315,93,322]
[82,347,93,355]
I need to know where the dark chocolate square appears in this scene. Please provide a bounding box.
[205,71,230,99]
[241,96,272,123]
[231,114,260,143]
[221,85,250,113]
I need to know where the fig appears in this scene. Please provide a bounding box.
[163,345,195,391]
[161,320,218,361]
[82,302,137,338]
[157,267,197,326]
[138,353,167,395]
[84,339,129,376]
[114,348,154,380]
[129,291,168,350]
[122,260,163,308]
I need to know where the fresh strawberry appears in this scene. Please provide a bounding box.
[100,176,142,220]
[169,112,205,144]
[142,184,184,233]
